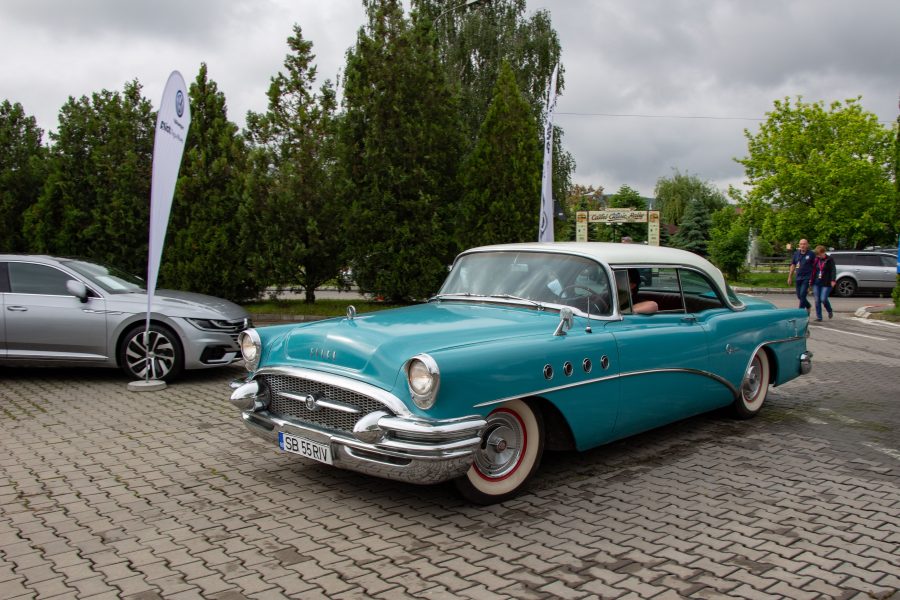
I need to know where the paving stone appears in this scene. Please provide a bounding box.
[2,345,899,600]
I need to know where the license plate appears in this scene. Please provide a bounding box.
[278,432,333,465]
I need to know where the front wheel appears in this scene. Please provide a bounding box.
[119,324,184,382]
[454,399,544,505]
[834,278,857,298]
[733,350,770,419]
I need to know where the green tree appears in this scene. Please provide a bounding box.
[456,61,540,248]
[417,0,574,239]
[159,64,260,301]
[654,170,726,227]
[24,81,155,274]
[736,96,895,249]
[708,206,749,280]
[0,100,46,252]
[243,25,343,303]
[339,0,464,301]
[672,198,711,256]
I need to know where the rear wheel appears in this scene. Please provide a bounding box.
[835,278,857,298]
[455,399,544,505]
[119,324,184,382]
[732,350,770,419]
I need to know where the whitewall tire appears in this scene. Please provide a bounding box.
[455,398,544,504]
[733,350,770,419]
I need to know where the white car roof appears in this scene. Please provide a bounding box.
[462,242,731,297]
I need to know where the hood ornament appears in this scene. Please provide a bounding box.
[346,305,357,320]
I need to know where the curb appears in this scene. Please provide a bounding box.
[732,287,794,294]
[251,313,329,326]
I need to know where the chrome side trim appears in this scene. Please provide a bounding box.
[473,334,809,409]
[474,367,739,408]
[473,372,621,408]
[741,336,807,381]
[253,366,411,417]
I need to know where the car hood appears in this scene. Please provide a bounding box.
[105,289,248,320]
[259,302,562,390]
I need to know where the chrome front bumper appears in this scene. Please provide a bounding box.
[230,373,487,485]
[240,409,486,485]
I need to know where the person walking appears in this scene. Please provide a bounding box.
[810,245,836,322]
[787,239,815,313]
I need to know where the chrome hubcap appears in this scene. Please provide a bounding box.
[474,412,524,479]
[125,331,175,380]
[741,359,761,401]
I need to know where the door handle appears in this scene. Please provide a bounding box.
[681,315,697,323]
[6,306,28,311]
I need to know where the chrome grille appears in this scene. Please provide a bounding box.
[262,374,387,433]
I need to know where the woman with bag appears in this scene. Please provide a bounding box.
[810,245,836,321]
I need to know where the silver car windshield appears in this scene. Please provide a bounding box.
[437,251,612,315]
[62,260,146,294]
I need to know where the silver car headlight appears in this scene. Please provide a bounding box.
[239,329,262,372]
[405,354,440,410]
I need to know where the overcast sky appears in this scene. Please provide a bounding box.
[1,0,897,198]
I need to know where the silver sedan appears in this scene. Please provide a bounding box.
[0,255,251,381]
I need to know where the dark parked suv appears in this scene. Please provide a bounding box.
[829,250,898,297]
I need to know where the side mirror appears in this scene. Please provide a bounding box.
[554,307,574,336]
[66,280,89,303]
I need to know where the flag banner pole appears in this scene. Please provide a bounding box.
[129,71,191,392]
[538,63,559,243]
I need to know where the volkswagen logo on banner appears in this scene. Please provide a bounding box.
[175,90,185,118]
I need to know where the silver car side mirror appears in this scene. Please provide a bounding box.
[66,280,89,303]
[554,307,574,336]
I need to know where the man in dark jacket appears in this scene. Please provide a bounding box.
[810,245,836,321]
[788,238,815,313]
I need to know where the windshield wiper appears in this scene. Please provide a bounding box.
[429,292,544,309]
[486,294,545,309]
[428,292,486,302]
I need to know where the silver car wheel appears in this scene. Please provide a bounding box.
[123,327,179,381]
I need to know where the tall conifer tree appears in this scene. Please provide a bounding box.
[457,61,540,248]
[0,101,46,252]
[160,64,259,301]
[24,82,154,274]
[340,0,464,301]
[244,25,343,303]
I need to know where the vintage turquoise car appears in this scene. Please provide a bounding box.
[229,243,812,503]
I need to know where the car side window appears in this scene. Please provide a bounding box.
[0,262,9,293]
[616,267,684,313]
[8,262,74,296]
[856,255,880,267]
[880,255,896,268]
[614,270,632,314]
[678,269,726,313]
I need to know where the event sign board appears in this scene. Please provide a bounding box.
[576,210,661,246]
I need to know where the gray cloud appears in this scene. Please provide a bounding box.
[1,0,896,198]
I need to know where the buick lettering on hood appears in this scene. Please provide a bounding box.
[228,242,812,504]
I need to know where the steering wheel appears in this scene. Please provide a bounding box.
[559,285,609,315]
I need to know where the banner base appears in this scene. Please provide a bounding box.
[128,380,167,392]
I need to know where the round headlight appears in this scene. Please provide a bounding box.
[238,329,261,371]
[408,360,433,395]
[406,354,440,410]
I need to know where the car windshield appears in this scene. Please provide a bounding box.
[62,259,146,294]
[437,251,612,314]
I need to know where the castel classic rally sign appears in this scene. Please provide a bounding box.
[576,209,661,245]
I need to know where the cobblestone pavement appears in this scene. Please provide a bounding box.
[1,320,898,599]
